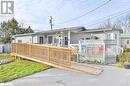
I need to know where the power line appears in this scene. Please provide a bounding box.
[54,0,89,16]
[86,8,130,28]
[60,0,111,24]
[53,0,74,15]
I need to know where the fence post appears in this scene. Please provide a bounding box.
[16,43,17,54]
[15,43,18,59]
[68,49,71,65]
[29,44,31,57]
[48,46,50,62]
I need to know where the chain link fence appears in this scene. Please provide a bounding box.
[78,40,118,64]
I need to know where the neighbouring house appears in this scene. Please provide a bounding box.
[0,31,4,44]
[0,31,11,53]
[120,34,130,48]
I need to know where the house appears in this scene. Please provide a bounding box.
[120,34,130,48]
[12,27,84,47]
[0,31,11,53]
[12,26,123,48]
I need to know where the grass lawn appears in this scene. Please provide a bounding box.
[0,55,50,82]
[113,63,123,68]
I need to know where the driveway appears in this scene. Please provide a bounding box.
[5,65,130,86]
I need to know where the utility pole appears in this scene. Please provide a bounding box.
[49,16,53,30]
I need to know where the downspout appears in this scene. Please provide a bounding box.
[32,35,33,43]
[103,30,106,63]
[68,30,70,48]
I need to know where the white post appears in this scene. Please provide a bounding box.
[68,31,70,48]
[103,43,106,64]
[32,36,33,43]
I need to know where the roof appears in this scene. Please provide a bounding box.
[80,28,123,33]
[13,26,85,37]
[12,33,36,37]
[13,27,123,37]
[36,26,85,34]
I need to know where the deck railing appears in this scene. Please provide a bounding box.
[11,43,77,66]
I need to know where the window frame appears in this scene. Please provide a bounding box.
[64,37,68,45]
[48,36,53,44]
[39,36,44,44]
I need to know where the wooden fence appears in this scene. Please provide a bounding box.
[11,43,77,66]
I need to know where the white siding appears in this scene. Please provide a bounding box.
[120,34,130,48]
[70,32,106,44]
[13,30,121,49]
[70,33,91,44]
[32,35,38,43]
[15,36,33,43]
[120,38,130,48]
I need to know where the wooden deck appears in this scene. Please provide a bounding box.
[11,43,103,75]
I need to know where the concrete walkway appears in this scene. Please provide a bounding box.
[5,66,130,86]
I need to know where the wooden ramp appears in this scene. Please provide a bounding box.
[11,43,103,75]
[71,63,102,75]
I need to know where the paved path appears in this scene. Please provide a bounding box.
[4,66,130,86]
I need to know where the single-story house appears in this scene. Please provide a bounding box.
[12,26,123,48]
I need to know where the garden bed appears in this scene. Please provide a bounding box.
[0,56,50,82]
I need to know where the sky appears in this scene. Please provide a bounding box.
[0,0,130,31]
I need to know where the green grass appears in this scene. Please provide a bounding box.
[0,56,50,82]
[0,55,14,60]
[113,63,123,68]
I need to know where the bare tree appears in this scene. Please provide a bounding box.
[120,14,130,33]
[100,19,122,29]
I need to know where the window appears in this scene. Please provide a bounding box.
[85,37,90,40]
[115,34,117,39]
[127,40,129,44]
[18,40,22,43]
[54,38,58,43]
[48,36,53,44]
[64,37,68,45]
[107,33,111,39]
[39,37,44,44]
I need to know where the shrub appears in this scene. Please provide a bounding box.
[94,60,102,64]
[118,53,127,64]
[124,48,130,52]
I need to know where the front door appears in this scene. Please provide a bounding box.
[39,36,44,44]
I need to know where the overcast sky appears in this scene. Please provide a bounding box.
[0,0,130,31]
